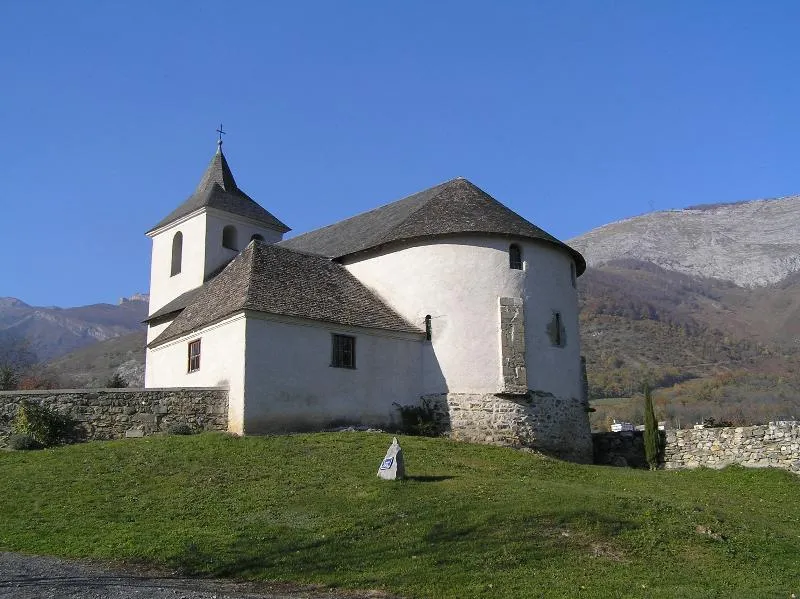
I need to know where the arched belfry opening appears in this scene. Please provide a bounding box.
[170,231,183,276]
[222,225,238,250]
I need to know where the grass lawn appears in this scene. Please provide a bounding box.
[1,432,799,598]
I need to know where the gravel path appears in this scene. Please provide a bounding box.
[0,553,393,599]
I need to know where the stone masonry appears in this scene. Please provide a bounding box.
[0,388,228,446]
[427,391,593,463]
[594,422,800,474]
[498,297,527,394]
[663,423,800,473]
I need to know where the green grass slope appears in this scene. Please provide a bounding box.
[1,433,799,598]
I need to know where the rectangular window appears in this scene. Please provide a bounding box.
[188,339,201,373]
[331,334,356,369]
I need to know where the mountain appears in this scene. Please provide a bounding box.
[571,197,800,429]
[0,294,149,364]
[571,195,800,287]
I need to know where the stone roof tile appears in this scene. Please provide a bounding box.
[278,178,585,274]
[147,149,290,234]
[149,242,423,347]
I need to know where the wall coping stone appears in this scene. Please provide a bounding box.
[0,387,227,395]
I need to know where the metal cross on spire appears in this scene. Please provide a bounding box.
[216,123,226,150]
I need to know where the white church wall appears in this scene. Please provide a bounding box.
[343,236,581,398]
[242,315,424,433]
[521,242,582,400]
[147,213,209,314]
[144,314,247,433]
[204,209,283,279]
[343,236,522,393]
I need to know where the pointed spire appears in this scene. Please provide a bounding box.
[195,142,237,193]
[146,129,290,235]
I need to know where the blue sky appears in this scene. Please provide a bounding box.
[2,1,799,307]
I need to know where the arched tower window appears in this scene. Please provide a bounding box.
[570,262,577,288]
[425,315,432,341]
[170,231,183,276]
[509,244,522,270]
[251,234,265,242]
[222,225,238,250]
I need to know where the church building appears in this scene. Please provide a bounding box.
[144,142,593,462]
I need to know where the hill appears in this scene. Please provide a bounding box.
[1,433,798,598]
[576,261,800,427]
[570,193,800,428]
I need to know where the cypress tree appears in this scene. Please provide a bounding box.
[643,384,659,470]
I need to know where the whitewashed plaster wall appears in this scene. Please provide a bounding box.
[242,314,425,433]
[144,314,247,433]
[343,236,581,398]
[147,213,209,314]
[521,242,582,399]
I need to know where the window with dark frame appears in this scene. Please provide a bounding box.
[188,339,201,373]
[331,334,356,368]
[570,262,577,288]
[509,244,523,270]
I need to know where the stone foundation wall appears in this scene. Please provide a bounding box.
[427,391,593,463]
[593,422,800,474]
[0,388,228,446]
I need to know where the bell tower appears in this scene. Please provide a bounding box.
[144,132,290,338]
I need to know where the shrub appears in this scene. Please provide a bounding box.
[105,372,128,388]
[7,433,42,451]
[0,365,17,390]
[168,423,194,435]
[393,398,442,437]
[13,400,76,447]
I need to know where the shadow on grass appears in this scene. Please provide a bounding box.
[170,508,639,582]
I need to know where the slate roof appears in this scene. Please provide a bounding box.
[278,178,586,275]
[149,241,423,347]
[147,148,290,234]
[144,286,206,322]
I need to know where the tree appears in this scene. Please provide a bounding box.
[0,364,17,390]
[105,372,128,388]
[643,384,660,470]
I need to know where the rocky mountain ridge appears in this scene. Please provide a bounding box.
[570,194,800,287]
[0,295,149,364]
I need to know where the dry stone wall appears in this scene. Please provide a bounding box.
[0,388,228,446]
[663,423,800,473]
[594,422,800,474]
[427,391,593,463]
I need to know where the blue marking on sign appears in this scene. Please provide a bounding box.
[380,457,394,470]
